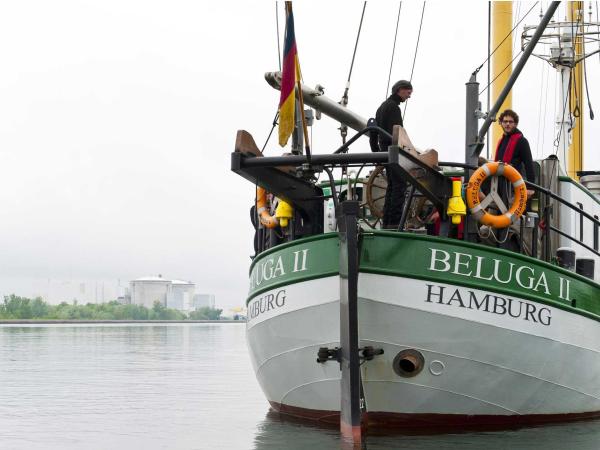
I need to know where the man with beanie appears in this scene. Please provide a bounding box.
[374,80,413,229]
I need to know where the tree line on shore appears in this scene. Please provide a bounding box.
[0,295,224,321]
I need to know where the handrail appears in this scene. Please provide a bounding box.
[333,126,391,154]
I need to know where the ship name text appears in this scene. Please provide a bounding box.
[427,248,571,301]
[247,289,287,322]
[249,249,310,290]
[425,284,552,326]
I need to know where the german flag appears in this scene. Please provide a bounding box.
[278,2,298,147]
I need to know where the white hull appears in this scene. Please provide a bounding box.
[246,274,600,424]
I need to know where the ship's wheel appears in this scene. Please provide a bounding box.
[362,166,387,227]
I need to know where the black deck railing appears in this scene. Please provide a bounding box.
[247,126,600,263]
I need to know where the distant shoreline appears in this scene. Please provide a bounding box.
[0,320,245,324]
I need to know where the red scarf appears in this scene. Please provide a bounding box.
[494,132,522,163]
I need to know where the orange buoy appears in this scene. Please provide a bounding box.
[466,162,527,229]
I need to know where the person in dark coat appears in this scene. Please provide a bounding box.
[495,109,535,200]
[492,109,536,251]
[373,80,413,229]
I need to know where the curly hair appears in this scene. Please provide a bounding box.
[498,109,519,125]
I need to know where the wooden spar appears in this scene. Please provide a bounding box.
[491,1,513,154]
[568,1,584,180]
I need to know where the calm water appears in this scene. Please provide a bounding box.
[1,323,599,450]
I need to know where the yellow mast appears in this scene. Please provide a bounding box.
[568,1,584,179]
[491,1,513,155]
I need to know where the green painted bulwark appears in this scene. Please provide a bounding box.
[248,233,340,300]
[247,231,600,321]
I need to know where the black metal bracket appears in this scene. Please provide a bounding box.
[316,347,341,363]
[360,346,384,361]
[316,346,384,365]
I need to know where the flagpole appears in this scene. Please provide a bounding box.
[286,2,311,164]
[295,68,312,163]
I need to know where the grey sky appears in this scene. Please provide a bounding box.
[0,2,598,309]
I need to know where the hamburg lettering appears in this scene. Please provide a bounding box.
[425,284,552,326]
[427,248,572,301]
[248,289,287,321]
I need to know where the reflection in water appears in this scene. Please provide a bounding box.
[254,410,600,450]
[1,324,599,450]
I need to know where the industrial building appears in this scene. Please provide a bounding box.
[193,293,215,309]
[129,275,197,312]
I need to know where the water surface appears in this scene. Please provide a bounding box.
[1,324,598,449]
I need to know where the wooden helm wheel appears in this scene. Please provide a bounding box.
[364,165,388,220]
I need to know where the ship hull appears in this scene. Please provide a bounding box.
[245,233,600,427]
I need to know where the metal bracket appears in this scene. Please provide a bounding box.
[316,346,341,363]
[316,346,384,364]
[360,346,384,361]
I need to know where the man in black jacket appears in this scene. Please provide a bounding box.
[373,80,413,229]
[495,109,535,199]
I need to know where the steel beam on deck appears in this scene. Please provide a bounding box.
[338,201,363,444]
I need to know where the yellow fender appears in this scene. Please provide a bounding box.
[256,186,279,228]
[256,187,293,229]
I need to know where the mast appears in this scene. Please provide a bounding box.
[521,4,599,178]
[491,1,513,153]
[568,1,584,179]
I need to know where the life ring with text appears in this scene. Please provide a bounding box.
[256,186,278,229]
[466,162,527,229]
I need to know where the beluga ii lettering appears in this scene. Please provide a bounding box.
[427,248,560,297]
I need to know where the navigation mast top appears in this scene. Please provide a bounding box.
[522,3,600,179]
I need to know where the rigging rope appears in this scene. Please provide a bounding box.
[570,7,580,119]
[408,2,425,82]
[385,2,403,99]
[403,1,426,117]
[535,61,546,158]
[597,2,600,62]
[479,50,523,95]
[541,63,550,154]
[341,2,367,107]
[486,1,491,159]
[261,112,280,153]
[337,2,367,146]
[473,2,538,75]
[275,2,281,71]
[584,2,597,120]
[553,70,572,157]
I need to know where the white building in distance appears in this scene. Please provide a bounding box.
[130,275,195,312]
[193,294,216,309]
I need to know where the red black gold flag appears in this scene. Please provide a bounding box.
[278,2,298,147]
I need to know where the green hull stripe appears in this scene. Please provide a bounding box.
[247,231,600,321]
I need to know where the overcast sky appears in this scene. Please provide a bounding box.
[0,1,598,309]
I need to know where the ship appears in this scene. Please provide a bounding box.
[231,1,600,441]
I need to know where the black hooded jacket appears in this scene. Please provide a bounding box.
[374,94,403,151]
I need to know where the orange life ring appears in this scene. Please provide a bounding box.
[466,162,528,229]
[256,186,279,229]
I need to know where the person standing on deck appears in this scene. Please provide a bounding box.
[495,109,535,199]
[374,80,413,229]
